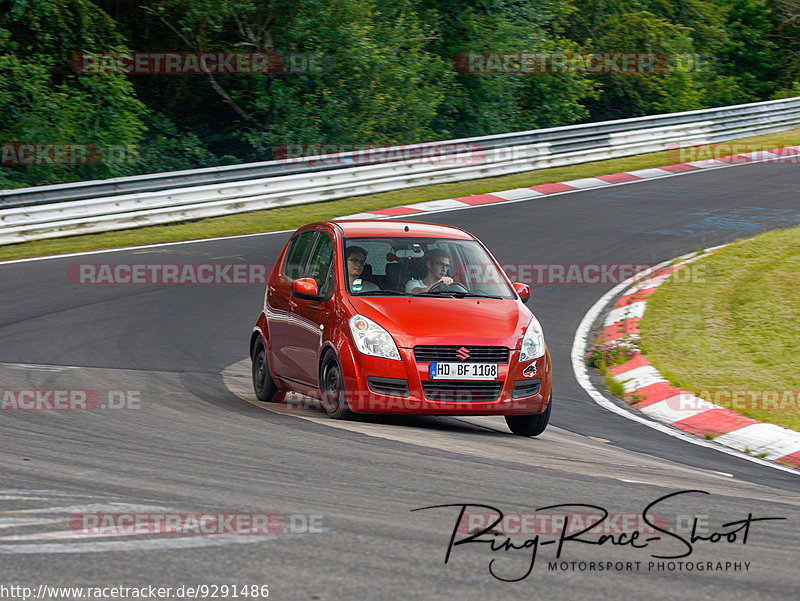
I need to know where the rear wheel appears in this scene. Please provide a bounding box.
[320,353,352,419]
[252,338,277,402]
[505,394,551,437]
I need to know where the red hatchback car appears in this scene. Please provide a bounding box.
[250,220,552,436]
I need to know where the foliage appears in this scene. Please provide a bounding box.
[0,0,147,187]
[585,337,640,370]
[1,0,798,187]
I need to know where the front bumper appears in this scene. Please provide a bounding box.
[341,347,551,415]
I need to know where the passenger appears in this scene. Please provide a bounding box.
[346,246,379,292]
[405,249,453,293]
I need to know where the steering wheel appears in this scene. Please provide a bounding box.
[427,280,469,294]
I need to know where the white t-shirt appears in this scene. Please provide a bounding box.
[405,279,425,292]
[350,278,379,292]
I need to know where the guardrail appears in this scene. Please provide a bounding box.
[1,97,799,245]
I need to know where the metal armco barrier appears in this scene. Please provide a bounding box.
[1,97,798,245]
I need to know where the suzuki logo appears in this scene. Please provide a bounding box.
[456,347,470,361]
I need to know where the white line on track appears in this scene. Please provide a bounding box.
[569,245,799,475]
[0,533,300,554]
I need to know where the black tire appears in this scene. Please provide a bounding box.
[252,337,277,402]
[505,394,552,437]
[320,353,352,419]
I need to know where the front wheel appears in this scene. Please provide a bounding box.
[320,353,352,420]
[505,394,551,437]
[252,337,277,402]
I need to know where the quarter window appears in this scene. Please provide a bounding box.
[306,233,334,295]
[281,231,317,280]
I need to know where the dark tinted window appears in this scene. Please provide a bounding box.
[281,231,317,280]
[306,233,334,294]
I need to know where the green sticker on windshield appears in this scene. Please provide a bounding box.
[353,278,363,291]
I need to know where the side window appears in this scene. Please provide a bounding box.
[281,231,317,280]
[306,233,334,295]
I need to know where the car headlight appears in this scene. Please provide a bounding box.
[349,314,401,361]
[519,316,546,361]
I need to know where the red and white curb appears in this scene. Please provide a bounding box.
[601,255,800,470]
[342,146,800,219]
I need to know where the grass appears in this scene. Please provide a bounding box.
[2,127,800,261]
[639,226,800,432]
[605,375,626,399]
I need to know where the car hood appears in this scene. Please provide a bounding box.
[347,296,532,349]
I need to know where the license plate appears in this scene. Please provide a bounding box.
[429,362,498,380]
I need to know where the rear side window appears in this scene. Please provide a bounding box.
[281,231,317,280]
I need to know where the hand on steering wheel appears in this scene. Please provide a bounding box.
[427,279,469,294]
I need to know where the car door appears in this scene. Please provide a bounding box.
[283,230,335,387]
[267,230,317,381]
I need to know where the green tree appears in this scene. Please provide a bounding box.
[0,0,146,187]
[562,0,787,120]
[421,0,597,136]
[771,0,800,93]
[100,0,453,160]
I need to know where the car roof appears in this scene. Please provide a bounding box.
[326,220,475,240]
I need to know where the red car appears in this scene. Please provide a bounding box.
[250,220,552,436]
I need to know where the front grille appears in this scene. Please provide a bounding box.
[422,381,504,402]
[414,345,510,363]
[367,377,409,397]
[512,379,541,399]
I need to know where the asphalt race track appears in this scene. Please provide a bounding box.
[1,162,799,600]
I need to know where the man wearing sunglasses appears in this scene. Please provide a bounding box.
[405,249,454,293]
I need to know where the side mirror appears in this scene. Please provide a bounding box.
[291,278,322,301]
[513,282,531,304]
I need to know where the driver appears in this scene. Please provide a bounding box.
[405,249,453,293]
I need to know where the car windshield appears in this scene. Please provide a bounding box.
[342,236,516,299]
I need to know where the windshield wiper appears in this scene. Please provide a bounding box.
[353,289,408,296]
[414,291,503,299]
[446,292,504,299]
